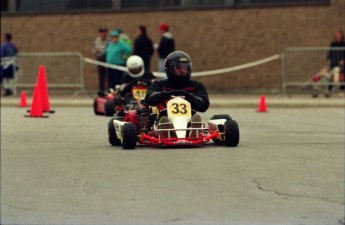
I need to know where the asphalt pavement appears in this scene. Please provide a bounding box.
[1,106,344,225]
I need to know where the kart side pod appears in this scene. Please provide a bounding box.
[111,119,138,149]
[113,119,128,143]
[208,119,227,133]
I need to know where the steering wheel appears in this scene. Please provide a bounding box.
[166,90,191,98]
[165,90,196,114]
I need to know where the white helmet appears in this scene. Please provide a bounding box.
[126,55,144,78]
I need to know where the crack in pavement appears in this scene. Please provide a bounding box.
[253,178,344,205]
[8,204,36,211]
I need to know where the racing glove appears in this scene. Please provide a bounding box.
[146,91,171,106]
[184,92,196,102]
[159,90,171,101]
[185,93,205,108]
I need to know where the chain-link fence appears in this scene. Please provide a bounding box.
[281,47,345,95]
[16,52,84,92]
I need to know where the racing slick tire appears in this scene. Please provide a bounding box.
[211,114,232,144]
[104,100,115,117]
[108,117,122,146]
[224,120,239,147]
[121,123,137,150]
[93,99,103,115]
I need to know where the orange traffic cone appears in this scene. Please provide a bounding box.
[37,65,54,113]
[19,91,28,107]
[24,85,48,118]
[257,95,268,112]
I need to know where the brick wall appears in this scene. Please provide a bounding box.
[1,0,344,91]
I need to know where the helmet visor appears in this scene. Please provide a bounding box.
[171,62,192,76]
[128,66,143,75]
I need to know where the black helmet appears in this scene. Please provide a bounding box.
[164,51,192,84]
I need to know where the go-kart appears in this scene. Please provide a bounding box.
[108,90,240,150]
[93,89,119,116]
[94,84,148,116]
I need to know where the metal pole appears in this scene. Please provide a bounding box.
[281,49,286,97]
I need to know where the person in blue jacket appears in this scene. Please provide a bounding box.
[106,30,132,89]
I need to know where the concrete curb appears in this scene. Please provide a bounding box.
[1,95,344,108]
[211,99,345,108]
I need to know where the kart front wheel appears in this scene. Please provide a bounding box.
[224,120,239,147]
[122,123,137,150]
[108,117,122,146]
[105,100,115,117]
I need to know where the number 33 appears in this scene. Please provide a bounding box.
[171,103,187,114]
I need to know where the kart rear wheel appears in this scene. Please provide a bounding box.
[224,120,239,147]
[211,114,232,144]
[108,117,122,146]
[93,99,102,115]
[105,100,115,117]
[121,123,137,150]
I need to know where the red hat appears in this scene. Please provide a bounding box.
[159,23,169,32]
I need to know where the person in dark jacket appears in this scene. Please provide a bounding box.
[133,25,154,72]
[145,51,209,137]
[327,30,345,70]
[327,29,345,91]
[156,23,175,72]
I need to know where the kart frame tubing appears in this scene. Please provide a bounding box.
[139,131,220,146]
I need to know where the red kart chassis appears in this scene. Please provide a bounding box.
[124,108,220,146]
[109,109,241,150]
[139,131,220,146]
[109,91,240,149]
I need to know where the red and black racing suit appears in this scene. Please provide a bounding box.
[145,79,210,114]
[120,72,155,97]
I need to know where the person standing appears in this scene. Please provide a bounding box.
[327,30,345,92]
[1,33,19,96]
[133,25,154,72]
[106,30,132,89]
[92,27,109,93]
[157,23,175,72]
[327,30,345,71]
[114,27,132,60]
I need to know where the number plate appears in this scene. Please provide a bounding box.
[167,100,191,117]
[132,87,147,100]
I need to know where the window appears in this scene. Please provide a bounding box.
[121,0,148,9]
[1,0,330,14]
[89,0,113,9]
[235,0,329,6]
[1,0,9,12]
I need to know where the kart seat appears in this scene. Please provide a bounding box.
[189,114,202,138]
[158,116,176,138]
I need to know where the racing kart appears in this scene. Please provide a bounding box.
[108,90,240,150]
[94,84,148,116]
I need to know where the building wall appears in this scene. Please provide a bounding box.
[1,0,344,91]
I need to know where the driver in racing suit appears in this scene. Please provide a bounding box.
[145,51,210,137]
[119,55,155,101]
